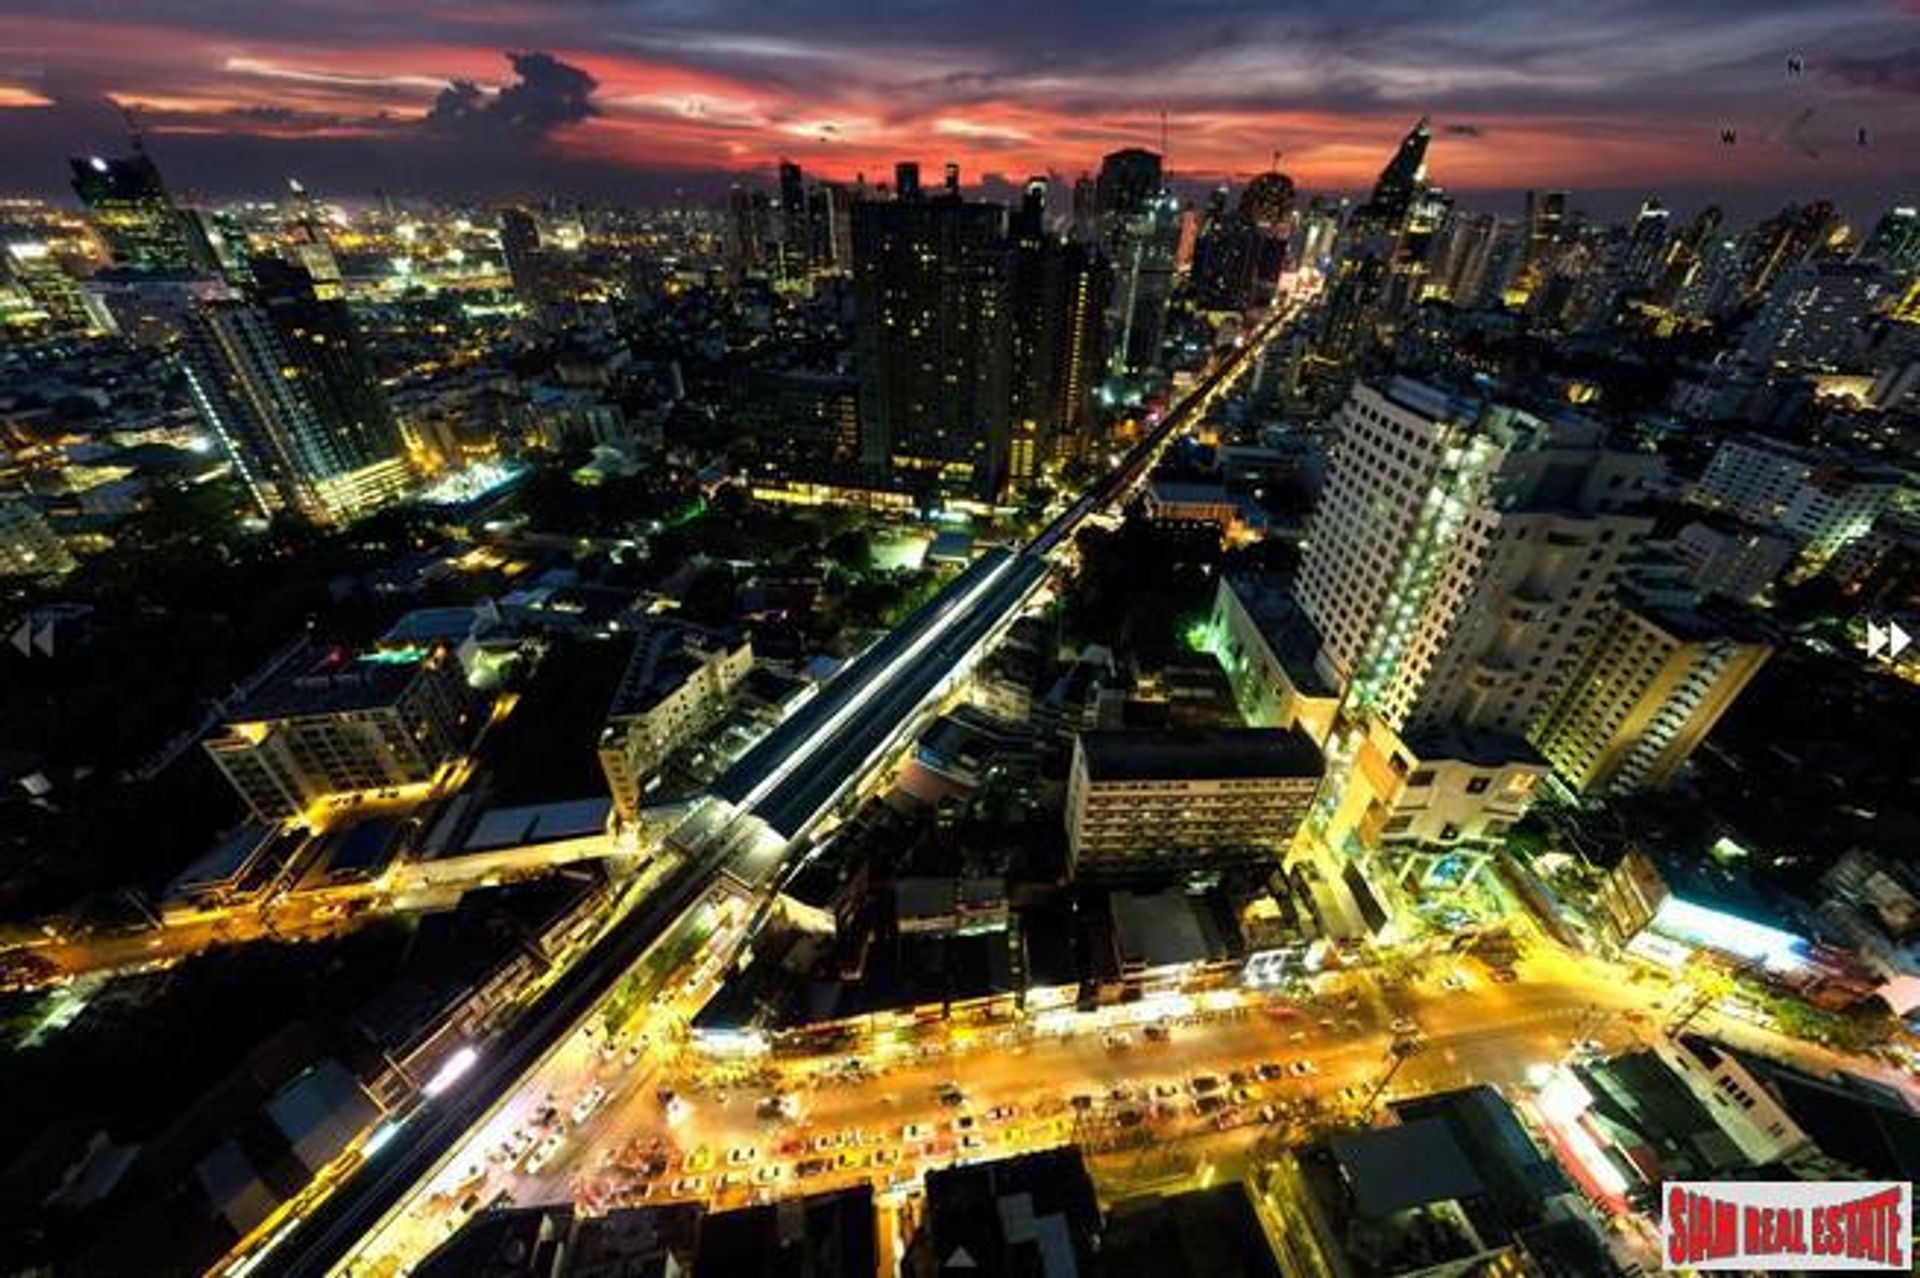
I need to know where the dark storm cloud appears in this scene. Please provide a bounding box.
[425,51,599,139]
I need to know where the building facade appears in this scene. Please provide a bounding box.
[1530,599,1771,796]
[1298,376,1660,738]
[597,623,753,823]
[1065,727,1323,871]
[203,642,477,823]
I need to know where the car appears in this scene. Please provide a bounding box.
[1189,1075,1222,1095]
[571,1085,609,1125]
[624,1041,646,1068]
[870,1148,898,1166]
[1114,1108,1145,1128]
[1291,1060,1318,1076]
[952,1114,977,1133]
[1227,1070,1250,1087]
[753,1163,783,1184]
[795,1157,829,1178]
[960,1133,987,1152]
[728,1146,757,1165]
[1255,1062,1285,1081]
[1194,1094,1227,1116]
[669,1176,706,1196]
[1108,1085,1137,1104]
[683,1147,714,1173]
[1231,1087,1258,1106]
[902,1122,931,1142]
[812,1133,841,1152]
[836,1149,864,1170]
[1103,1031,1132,1051]
[936,1085,966,1109]
[1143,1024,1171,1043]
[716,1171,744,1191]
[1151,1082,1182,1100]
[1069,1093,1096,1111]
[985,1104,1019,1121]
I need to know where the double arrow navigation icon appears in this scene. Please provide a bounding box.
[1866,618,1912,662]
[8,616,55,658]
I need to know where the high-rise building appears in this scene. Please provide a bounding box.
[69,150,215,273]
[725,184,774,279]
[1692,434,1905,567]
[0,496,76,578]
[1008,179,1111,480]
[180,257,412,524]
[1238,168,1297,231]
[851,182,1012,498]
[1352,119,1432,237]
[203,640,477,823]
[1740,200,1837,301]
[2,240,99,334]
[1739,259,1892,370]
[1094,147,1163,222]
[1623,197,1671,288]
[1298,376,1660,737]
[1107,191,1180,376]
[1857,206,1920,274]
[1191,187,1285,312]
[1531,597,1771,795]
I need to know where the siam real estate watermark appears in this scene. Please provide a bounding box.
[1663,1181,1912,1271]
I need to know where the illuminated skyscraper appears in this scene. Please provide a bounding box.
[180,257,411,524]
[852,177,1012,498]
[1094,148,1163,222]
[69,150,214,273]
[1009,178,1111,480]
[1298,377,1659,737]
[1108,191,1180,376]
[1531,598,1771,795]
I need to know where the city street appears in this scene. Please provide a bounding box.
[329,923,1920,1277]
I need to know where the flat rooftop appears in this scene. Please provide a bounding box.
[227,642,432,721]
[1077,726,1323,783]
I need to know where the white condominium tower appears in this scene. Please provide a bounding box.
[1298,376,1661,739]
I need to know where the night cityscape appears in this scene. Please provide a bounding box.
[4,3,1920,1275]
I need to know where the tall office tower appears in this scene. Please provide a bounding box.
[69,150,215,272]
[1008,179,1111,481]
[1674,232,1744,319]
[1069,173,1101,243]
[1431,212,1498,304]
[725,185,774,278]
[894,161,922,200]
[852,184,1012,499]
[1530,597,1771,796]
[1297,376,1660,737]
[0,496,76,578]
[1515,189,1570,297]
[1191,187,1285,312]
[1740,259,1892,370]
[1740,200,1837,301]
[1312,121,1434,362]
[180,257,412,525]
[776,159,811,277]
[1094,147,1163,223]
[1651,204,1721,306]
[1623,197,1671,288]
[2,241,98,334]
[1238,168,1297,231]
[1857,206,1920,274]
[807,181,852,272]
[497,206,559,307]
[1350,118,1432,238]
[1106,191,1181,376]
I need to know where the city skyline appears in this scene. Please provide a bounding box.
[2,0,1919,216]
